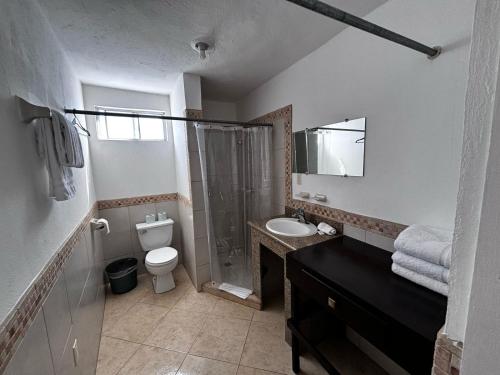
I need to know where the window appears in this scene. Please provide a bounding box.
[95,106,167,141]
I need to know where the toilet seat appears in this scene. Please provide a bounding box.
[145,247,177,267]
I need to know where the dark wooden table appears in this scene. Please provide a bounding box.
[286,236,447,374]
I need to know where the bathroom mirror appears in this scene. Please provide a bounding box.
[292,117,366,177]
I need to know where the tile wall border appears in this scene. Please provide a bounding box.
[0,203,98,374]
[97,193,178,210]
[184,108,203,206]
[432,330,463,375]
[177,193,192,207]
[252,105,406,239]
[185,109,203,120]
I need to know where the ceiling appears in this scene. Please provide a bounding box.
[38,0,386,100]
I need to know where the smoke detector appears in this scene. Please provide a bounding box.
[191,38,214,60]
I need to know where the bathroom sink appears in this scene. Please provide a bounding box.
[265,218,317,237]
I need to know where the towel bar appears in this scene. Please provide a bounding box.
[16,96,51,123]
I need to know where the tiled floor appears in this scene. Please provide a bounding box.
[97,266,385,375]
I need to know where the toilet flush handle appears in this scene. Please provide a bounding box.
[139,229,148,235]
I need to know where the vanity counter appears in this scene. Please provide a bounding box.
[249,215,342,342]
[248,216,340,252]
[287,236,447,374]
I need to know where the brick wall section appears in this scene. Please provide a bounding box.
[432,329,463,375]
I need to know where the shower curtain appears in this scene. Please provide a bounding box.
[196,123,273,291]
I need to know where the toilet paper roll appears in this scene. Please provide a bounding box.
[91,218,110,234]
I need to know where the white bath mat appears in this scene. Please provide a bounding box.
[218,282,252,299]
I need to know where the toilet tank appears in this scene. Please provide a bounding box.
[136,219,174,251]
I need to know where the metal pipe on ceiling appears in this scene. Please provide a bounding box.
[285,0,441,59]
[64,109,273,127]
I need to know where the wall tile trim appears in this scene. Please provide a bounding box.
[432,329,463,375]
[177,193,192,207]
[0,203,98,374]
[97,193,178,210]
[252,105,407,240]
[185,109,203,119]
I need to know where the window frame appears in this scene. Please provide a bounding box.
[95,105,168,142]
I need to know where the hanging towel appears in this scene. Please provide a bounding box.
[34,118,76,201]
[394,225,453,267]
[392,251,449,284]
[392,263,448,296]
[52,111,84,168]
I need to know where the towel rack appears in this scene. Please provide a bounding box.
[16,96,90,136]
[17,96,52,123]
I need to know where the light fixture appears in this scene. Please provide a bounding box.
[191,38,214,60]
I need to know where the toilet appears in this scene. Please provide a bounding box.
[136,218,178,293]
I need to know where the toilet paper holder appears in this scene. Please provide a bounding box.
[90,218,110,234]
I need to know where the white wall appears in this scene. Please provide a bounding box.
[238,0,475,229]
[0,0,95,323]
[446,1,500,367]
[82,85,176,200]
[183,74,202,111]
[445,3,500,372]
[170,73,203,288]
[171,74,191,199]
[202,99,237,121]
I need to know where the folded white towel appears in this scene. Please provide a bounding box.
[392,263,448,296]
[218,283,252,299]
[394,225,453,267]
[317,222,337,235]
[52,111,84,168]
[392,251,449,284]
[34,118,76,201]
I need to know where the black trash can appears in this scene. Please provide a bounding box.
[105,258,138,294]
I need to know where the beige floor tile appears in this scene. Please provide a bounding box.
[175,289,220,313]
[177,355,238,375]
[240,321,292,374]
[211,298,255,320]
[96,336,140,375]
[252,302,285,325]
[105,303,169,343]
[118,345,185,375]
[101,298,135,336]
[237,365,283,375]
[173,265,192,284]
[140,281,192,309]
[103,276,153,324]
[189,316,250,364]
[144,308,207,352]
[102,276,153,335]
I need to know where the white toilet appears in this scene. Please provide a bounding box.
[136,219,178,293]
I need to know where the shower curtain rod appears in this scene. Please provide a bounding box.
[285,0,441,59]
[64,109,273,127]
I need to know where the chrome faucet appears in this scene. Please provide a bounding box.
[292,208,308,224]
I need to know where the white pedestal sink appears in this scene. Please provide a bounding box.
[265,218,317,237]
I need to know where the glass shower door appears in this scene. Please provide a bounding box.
[196,123,273,292]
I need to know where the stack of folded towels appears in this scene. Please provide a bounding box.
[392,224,452,296]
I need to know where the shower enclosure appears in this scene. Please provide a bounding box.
[196,123,273,292]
